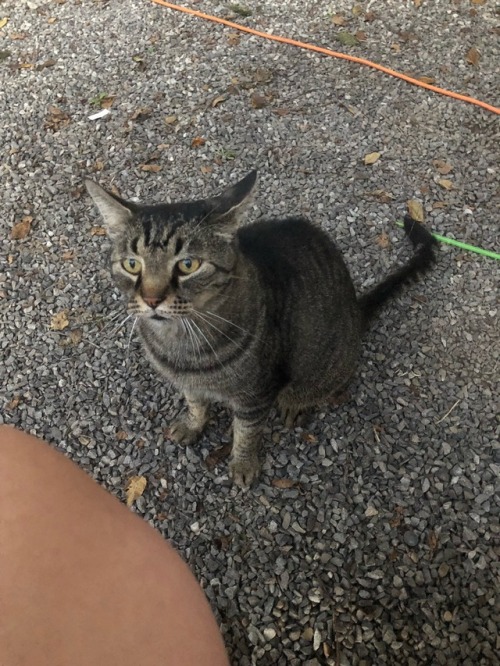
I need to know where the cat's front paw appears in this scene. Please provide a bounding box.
[167,420,201,447]
[228,455,261,488]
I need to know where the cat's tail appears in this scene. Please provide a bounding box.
[358,215,437,323]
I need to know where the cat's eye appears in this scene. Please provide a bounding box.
[122,258,142,275]
[177,257,201,275]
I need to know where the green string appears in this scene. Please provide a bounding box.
[395,220,500,261]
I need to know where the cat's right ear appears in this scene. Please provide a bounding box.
[85,180,135,239]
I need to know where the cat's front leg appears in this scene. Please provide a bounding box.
[228,406,270,488]
[168,392,210,446]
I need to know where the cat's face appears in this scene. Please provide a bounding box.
[86,172,257,322]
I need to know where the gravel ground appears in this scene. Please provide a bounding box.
[1,0,499,664]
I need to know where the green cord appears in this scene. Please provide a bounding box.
[395,220,500,261]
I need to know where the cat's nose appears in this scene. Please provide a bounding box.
[143,296,162,309]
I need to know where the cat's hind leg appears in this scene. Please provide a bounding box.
[168,392,210,446]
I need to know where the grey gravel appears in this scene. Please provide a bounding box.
[1,0,499,664]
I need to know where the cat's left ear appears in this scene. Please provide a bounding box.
[207,170,257,236]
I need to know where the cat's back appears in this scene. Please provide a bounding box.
[237,217,344,282]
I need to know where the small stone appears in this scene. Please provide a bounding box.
[404,530,419,547]
[263,627,276,641]
[302,627,314,641]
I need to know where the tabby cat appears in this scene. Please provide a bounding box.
[86,171,436,487]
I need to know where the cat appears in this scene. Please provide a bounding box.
[86,171,436,488]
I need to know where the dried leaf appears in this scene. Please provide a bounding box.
[164,114,177,125]
[366,189,394,203]
[417,75,436,84]
[273,108,291,117]
[211,94,227,108]
[364,151,381,165]
[200,165,213,174]
[213,535,232,551]
[205,443,232,471]
[466,47,480,66]
[364,11,377,22]
[331,14,347,26]
[376,232,391,249]
[433,159,453,174]
[407,199,424,222]
[390,506,405,528]
[336,31,359,47]
[251,93,267,109]
[126,475,147,507]
[47,17,58,24]
[0,17,8,30]
[140,163,162,172]
[355,30,367,42]
[130,106,151,121]
[351,4,363,17]
[68,329,82,345]
[191,136,206,148]
[227,32,240,45]
[10,215,33,240]
[252,67,273,84]
[391,43,401,53]
[413,0,423,6]
[470,0,486,4]
[9,32,28,40]
[50,311,69,331]
[36,58,57,70]
[90,226,107,236]
[438,178,453,190]
[301,432,317,443]
[271,478,298,489]
[116,429,128,441]
[229,3,252,17]
[432,201,448,209]
[427,529,439,552]
[44,105,70,131]
[6,396,20,410]
[93,159,105,172]
[62,249,75,260]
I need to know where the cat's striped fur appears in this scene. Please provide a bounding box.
[86,171,436,487]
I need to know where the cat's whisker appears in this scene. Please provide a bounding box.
[192,311,244,349]
[203,310,253,336]
[108,314,133,339]
[126,316,138,357]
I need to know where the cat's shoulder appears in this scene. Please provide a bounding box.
[238,216,325,247]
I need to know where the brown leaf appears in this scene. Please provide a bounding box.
[252,67,273,84]
[227,32,240,45]
[130,106,151,121]
[62,249,75,260]
[273,108,291,117]
[140,163,162,172]
[90,226,107,236]
[366,189,394,203]
[413,0,423,6]
[271,478,298,489]
[6,396,20,410]
[470,0,486,4]
[389,506,405,528]
[200,165,213,174]
[407,199,424,222]
[466,47,480,66]
[9,32,28,40]
[7,255,14,265]
[364,151,381,165]
[251,93,267,109]
[417,75,436,84]
[116,429,128,441]
[191,136,206,148]
[68,329,82,345]
[433,159,453,174]
[427,529,439,553]
[432,201,448,209]
[351,4,363,16]
[301,432,317,443]
[211,94,227,108]
[44,105,70,131]
[438,178,453,190]
[331,14,347,26]
[355,30,367,42]
[10,215,33,240]
[93,159,105,172]
[126,475,147,507]
[376,232,391,249]
[47,17,58,24]
[391,43,401,53]
[50,311,69,331]
[213,535,232,551]
[36,58,56,70]
[205,443,232,471]
[364,11,377,22]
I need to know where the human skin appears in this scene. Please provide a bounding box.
[0,425,229,666]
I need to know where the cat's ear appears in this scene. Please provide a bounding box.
[85,180,136,239]
[206,170,257,237]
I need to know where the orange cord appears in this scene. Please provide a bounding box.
[151,0,500,115]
